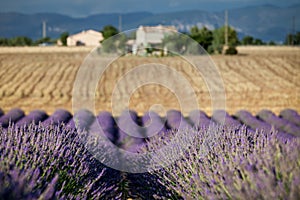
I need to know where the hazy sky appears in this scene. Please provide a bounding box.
[1,0,299,17]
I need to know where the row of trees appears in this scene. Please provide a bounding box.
[98,25,240,55]
[285,32,300,45]
[0,26,121,47]
[0,37,36,46]
[241,36,271,45]
[99,25,283,55]
[188,26,284,54]
[171,26,240,54]
[0,32,70,47]
[190,26,299,48]
[1,25,298,52]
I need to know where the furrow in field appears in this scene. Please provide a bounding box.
[2,63,32,96]
[261,57,296,89]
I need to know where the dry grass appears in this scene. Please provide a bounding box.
[0,46,299,116]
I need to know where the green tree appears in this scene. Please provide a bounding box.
[163,34,188,53]
[295,32,300,44]
[189,26,213,51]
[34,37,52,45]
[101,39,117,53]
[253,38,264,45]
[212,26,239,54]
[163,33,200,55]
[60,32,69,46]
[242,35,254,45]
[0,38,10,46]
[268,41,276,46]
[285,33,293,45]
[285,32,300,45]
[8,36,33,46]
[116,33,127,49]
[101,33,127,54]
[101,25,119,40]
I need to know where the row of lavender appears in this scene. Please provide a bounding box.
[0,108,299,140]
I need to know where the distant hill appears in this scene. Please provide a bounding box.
[0,4,299,42]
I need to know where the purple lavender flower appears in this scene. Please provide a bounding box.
[0,108,24,128]
[42,109,72,126]
[95,111,119,144]
[16,109,48,126]
[142,111,167,138]
[68,109,95,130]
[212,109,241,126]
[257,109,300,136]
[117,110,145,151]
[166,109,191,130]
[189,110,211,127]
[0,123,117,199]
[235,110,272,131]
[146,124,300,199]
[280,109,300,127]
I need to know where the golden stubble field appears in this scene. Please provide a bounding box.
[0,46,299,116]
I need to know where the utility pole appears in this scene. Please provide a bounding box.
[292,16,295,45]
[42,21,47,38]
[118,14,122,32]
[225,10,228,46]
[222,10,229,54]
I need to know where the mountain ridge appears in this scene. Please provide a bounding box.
[0,4,299,42]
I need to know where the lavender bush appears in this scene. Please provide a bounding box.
[0,124,117,199]
[166,110,191,130]
[117,110,145,152]
[16,110,48,126]
[189,110,211,127]
[146,125,300,199]
[0,108,25,128]
[0,168,60,200]
[235,110,272,131]
[142,111,167,138]
[280,109,300,127]
[235,110,295,141]
[67,109,95,130]
[95,111,119,144]
[42,109,72,126]
[212,109,241,126]
[258,110,300,136]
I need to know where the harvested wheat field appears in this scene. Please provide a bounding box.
[0,46,299,116]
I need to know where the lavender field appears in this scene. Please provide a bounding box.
[0,108,300,199]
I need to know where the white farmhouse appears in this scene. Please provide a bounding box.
[67,30,104,46]
[136,25,177,47]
